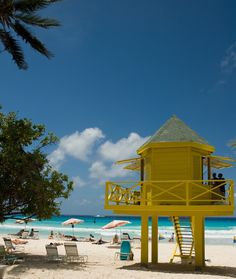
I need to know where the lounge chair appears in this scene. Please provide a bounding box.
[0,245,22,265]
[64,243,88,263]
[121,232,131,240]
[20,231,29,239]
[3,238,25,253]
[8,229,24,238]
[115,240,133,260]
[45,245,64,262]
[29,229,39,240]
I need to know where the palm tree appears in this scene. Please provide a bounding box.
[0,0,61,70]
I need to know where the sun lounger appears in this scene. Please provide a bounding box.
[20,231,29,239]
[64,243,88,263]
[8,229,24,238]
[3,238,25,253]
[0,245,23,265]
[115,240,133,260]
[45,245,64,262]
[29,230,39,240]
[121,232,132,240]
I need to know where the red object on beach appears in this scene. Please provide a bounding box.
[62,218,84,226]
[102,220,131,230]
[62,218,84,236]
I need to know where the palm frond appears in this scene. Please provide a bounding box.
[12,21,53,58]
[14,0,62,13]
[0,28,27,69]
[15,14,60,28]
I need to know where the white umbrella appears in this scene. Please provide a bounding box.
[62,218,84,236]
[102,220,131,230]
[15,218,36,229]
[102,220,131,238]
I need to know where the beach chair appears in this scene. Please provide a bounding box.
[64,243,88,263]
[121,232,131,240]
[21,231,29,239]
[3,238,25,253]
[8,229,24,238]
[45,245,64,262]
[0,245,20,265]
[115,240,133,260]
[29,229,39,240]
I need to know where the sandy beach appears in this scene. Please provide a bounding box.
[1,235,236,279]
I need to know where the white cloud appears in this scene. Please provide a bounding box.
[221,41,236,73]
[72,176,86,188]
[47,149,65,170]
[89,161,132,184]
[98,132,149,162]
[48,128,104,169]
[79,199,91,206]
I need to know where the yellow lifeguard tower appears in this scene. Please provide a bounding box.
[104,116,235,268]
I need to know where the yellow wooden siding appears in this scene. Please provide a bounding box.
[150,148,189,180]
[147,148,188,204]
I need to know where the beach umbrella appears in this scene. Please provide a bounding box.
[15,218,36,229]
[102,220,131,230]
[62,218,84,236]
[102,220,131,238]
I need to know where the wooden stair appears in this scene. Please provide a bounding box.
[170,216,195,263]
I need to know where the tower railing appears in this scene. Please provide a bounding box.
[105,179,234,208]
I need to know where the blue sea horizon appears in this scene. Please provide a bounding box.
[0,215,235,245]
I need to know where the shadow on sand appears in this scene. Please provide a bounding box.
[5,254,91,278]
[119,263,236,278]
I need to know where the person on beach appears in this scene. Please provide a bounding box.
[29,228,35,237]
[71,236,78,241]
[89,234,95,242]
[48,230,54,239]
[233,236,236,244]
[168,232,174,242]
[12,238,28,245]
[92,237,108,245]
[112,234,119,244]
[15,229,24,237]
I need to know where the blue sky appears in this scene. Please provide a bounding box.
[1,0,236,215]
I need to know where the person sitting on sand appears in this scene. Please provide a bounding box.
[29,228,35,237]
[48,230,54,239]
[92,237,108,245]
[71,236,78,241]
[89,234,95,242]
[112,234,119,244]
[168,232,174,242]
[15,229,24,237]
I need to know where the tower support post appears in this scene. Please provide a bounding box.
[192,215,205,269]
[141,214,149,266]
[151,216,158,264]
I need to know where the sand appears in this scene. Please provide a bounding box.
[0,236,236,279]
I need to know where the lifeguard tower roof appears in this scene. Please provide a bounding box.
[141,115,209,146]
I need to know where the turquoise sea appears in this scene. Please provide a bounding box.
[0,215,236,245]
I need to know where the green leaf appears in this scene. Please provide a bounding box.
[0,28,27,69]
[15,14,60,29]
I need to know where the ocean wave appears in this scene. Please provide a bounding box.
[1,224,236,239]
